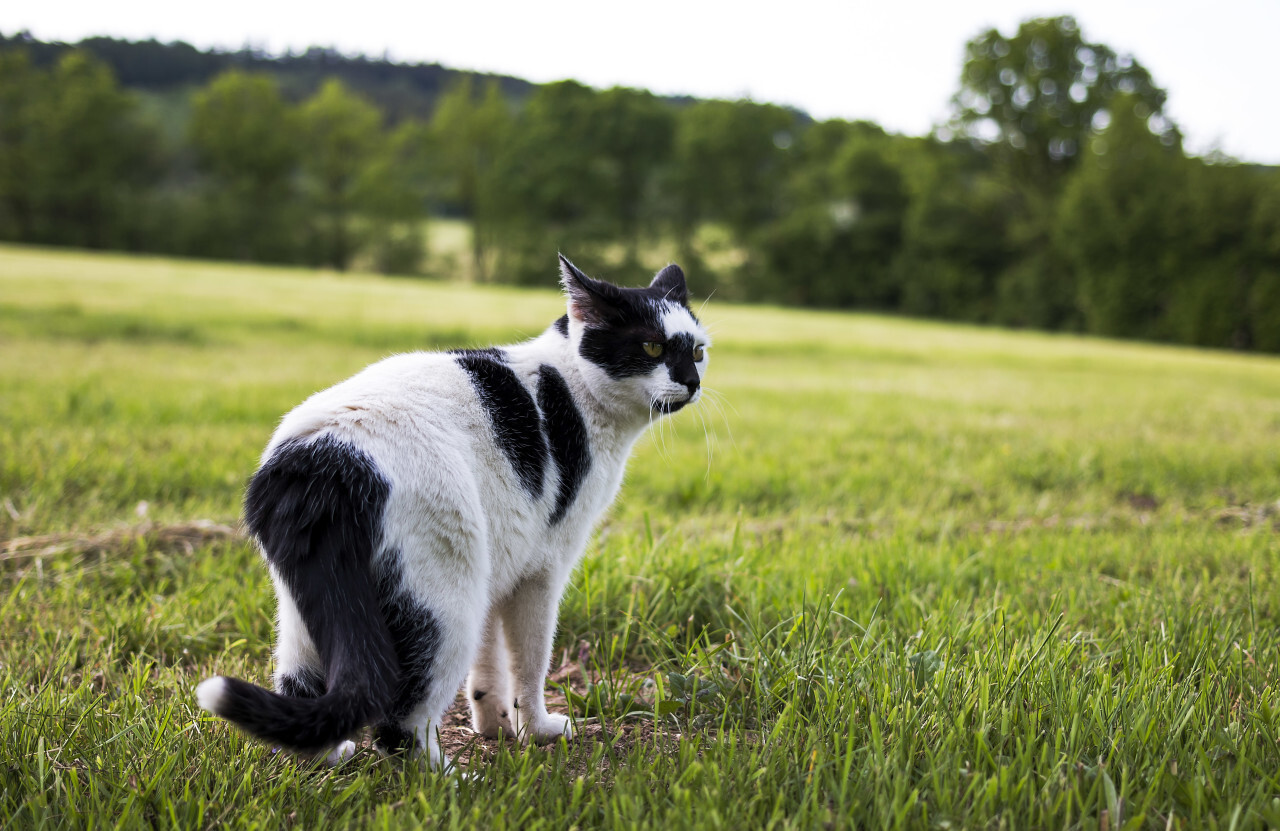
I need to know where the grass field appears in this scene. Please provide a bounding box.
[3,244,1280,829]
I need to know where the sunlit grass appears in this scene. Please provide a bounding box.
[2,243,1279,829]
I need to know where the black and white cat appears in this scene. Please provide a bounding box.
[197,255,710,768]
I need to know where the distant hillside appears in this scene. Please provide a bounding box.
[0,30,540,122]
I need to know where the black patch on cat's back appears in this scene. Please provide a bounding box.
[537,365,592,524]
[454,352,548,499]
[449,347,507,360]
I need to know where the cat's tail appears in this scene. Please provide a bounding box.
[197,434,399,753]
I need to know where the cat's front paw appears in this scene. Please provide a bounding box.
[522,712,574,745]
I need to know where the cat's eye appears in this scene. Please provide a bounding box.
[693,345,705,361]
[642,342,664,358]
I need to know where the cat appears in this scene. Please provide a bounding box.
[197,255,710,769]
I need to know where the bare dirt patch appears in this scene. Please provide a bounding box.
[434,655,663,775]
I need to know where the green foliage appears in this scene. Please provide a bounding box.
[2,25,1280,353]
[0,50,156,248]
[487,80,612,284]
[0,30,538,124]
[427,78,512,281]
[190,71,298,191]
[898,142,1011,322]
[670,100,797,290]
[948,17,1180,334]
[0,50,40,240]
[1057,94,1280,348]
[486,82,679,286]
[188,70,303,262]
[359,121,430,276]
[190,72,428,273]
[756,131,908,308]
[951,15,1176,190]
[1250,177,1280,350]
[586,87,675,268]
[1056,93,1189,339]
[297,79,389,271]
[5,248,1280,827]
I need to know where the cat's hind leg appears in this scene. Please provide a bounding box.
[373,611,483,769]
[467,612,514,738]
[271,569,324,697]
[371,547,487,770]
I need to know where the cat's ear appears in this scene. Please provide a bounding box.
[649,263,688,306]
[560,254,623,325]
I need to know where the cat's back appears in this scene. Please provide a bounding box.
[266,350,484,463]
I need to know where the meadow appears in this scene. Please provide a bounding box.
[2,244,1280,829]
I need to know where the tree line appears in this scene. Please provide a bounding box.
[1,18,1278,351]
[0,30,537,121]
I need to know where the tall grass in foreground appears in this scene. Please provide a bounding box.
[2,245,1279,829]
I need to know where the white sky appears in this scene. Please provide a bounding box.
[5,1,1278,164]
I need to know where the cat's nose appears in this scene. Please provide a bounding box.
[671,365,700,396]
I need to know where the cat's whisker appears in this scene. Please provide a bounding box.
[701,385,738,417]
[659,398,675,459]
[698,387,737,451]
[701,394,736,446]
[701,402,735,461]
[695,290,716,319]
[706,386,737,422]
[692,399,716,480]
[647,393,673,464]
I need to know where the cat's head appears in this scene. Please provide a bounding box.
[557,255,710,417]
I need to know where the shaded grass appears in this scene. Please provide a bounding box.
[2,244,1279,828]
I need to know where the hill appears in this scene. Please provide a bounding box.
[0,30,540,121]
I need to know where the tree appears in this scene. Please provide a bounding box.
[896,140,1011,322]
[1055,93,1190,339]
[670,100,798,278]
[588,87,674,269]
[756,131,908,308]
[951,15,1176,193]
[950,16,1181,330]
[485,81,675,285]
[297,79,387,270]
[0,51,155,248]
[1165,161,1274,349]
[189,70,301,261]
[0,50,42,241]
[428,78,511,281]
[358,120,429,275]
[1249,175,1280,351]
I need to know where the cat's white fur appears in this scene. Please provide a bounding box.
[199,260,709,769]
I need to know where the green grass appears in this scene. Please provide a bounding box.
[2,243,1280,829]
